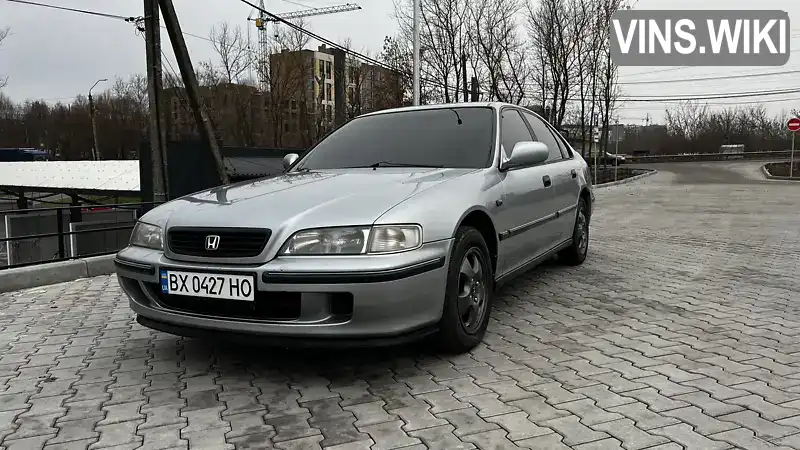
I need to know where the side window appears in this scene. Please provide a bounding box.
[500,110,534,158]
[551,127,573,159]
[521,111,565,163]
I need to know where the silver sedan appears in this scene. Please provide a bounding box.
[115,102,594,353]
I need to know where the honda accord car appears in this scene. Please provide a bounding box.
[115,102,594,353]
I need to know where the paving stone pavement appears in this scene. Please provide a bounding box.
[2,162,800,450]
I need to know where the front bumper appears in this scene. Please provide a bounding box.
[115,240,452,345]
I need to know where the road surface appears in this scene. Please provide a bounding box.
[1,161,799,450]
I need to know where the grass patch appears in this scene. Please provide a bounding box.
[764,162,800,178]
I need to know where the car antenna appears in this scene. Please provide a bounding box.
[449,108,463,125]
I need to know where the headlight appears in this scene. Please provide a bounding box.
[281,226,371,255]
[129,222,163,250]
[280,224,422,255]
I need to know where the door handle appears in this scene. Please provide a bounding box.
[543,175,552,187]
[570,169,577,178]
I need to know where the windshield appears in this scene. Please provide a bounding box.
[295,106,495,170]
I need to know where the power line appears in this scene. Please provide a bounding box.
[622,36,800,78]
[239,0,473,93]
[619,68,800,86]
[3,0,137,21]
[619,95,800,109]
[5,0,216,44]
[235,0,416,81]
[278,0,316,9]
[619,87,800,102]
[10,0,800,108]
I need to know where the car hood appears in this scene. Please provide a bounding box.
[152,168,475,232]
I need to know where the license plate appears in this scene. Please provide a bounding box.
[160,269,255,301]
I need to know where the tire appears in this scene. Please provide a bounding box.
[559,197,590,266]
[435,226,494,354]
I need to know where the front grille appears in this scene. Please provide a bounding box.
[168,227,271,258]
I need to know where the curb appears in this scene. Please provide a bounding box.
[0,254,116,294]
[595,169,658,188]
[761,164,800,182]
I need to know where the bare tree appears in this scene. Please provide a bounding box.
[468,0,529,104]
[596,0,624,156]
[526,0,588,127]
[265,18,311,147]
[570,0,595,156]
[0,27,10,89]
[664,100,708,140]
[338,38,365,120]
[209,22,250,83]
[379,36,425,105]
[393,0,470,103]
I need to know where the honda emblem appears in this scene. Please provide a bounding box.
[205,235,221,251]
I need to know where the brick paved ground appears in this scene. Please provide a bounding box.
[2,162,800,450]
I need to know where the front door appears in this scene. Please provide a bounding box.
[494,108,557,276]
[520,110,580,244]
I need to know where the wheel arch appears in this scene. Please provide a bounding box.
[453,207,499,276]
[579,186,592,219]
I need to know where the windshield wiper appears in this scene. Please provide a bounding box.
[366,161,444,170]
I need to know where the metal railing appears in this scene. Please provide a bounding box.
[0,201,163,270]
[623,150,793,164]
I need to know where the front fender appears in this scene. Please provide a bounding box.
[373,170,503,243]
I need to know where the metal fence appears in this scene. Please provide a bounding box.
[0,201,161,270]
[624,150,794,164]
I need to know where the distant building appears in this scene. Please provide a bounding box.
[163,83,272,147]
[355,63,404,114]
[270,45,404,146]
[269,45,337,147]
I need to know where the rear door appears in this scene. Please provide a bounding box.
[519,110,580,244]
[495,108,557,275]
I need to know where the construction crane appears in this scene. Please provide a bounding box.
[246,1,362,91]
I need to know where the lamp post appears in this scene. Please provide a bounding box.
[412,0,420,106]
[88,78,108,161]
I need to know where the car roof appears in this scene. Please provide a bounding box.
[358,102,523,118]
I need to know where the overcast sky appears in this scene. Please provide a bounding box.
[0,0,799,124]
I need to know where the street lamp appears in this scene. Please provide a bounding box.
[88,78,108,161]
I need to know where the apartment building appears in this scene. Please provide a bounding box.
[270,45,404,146]
[163,83,272,146]
[269,45,339,147]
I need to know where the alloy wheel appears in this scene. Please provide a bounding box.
[577,210,589,256]
[457,247,489,334]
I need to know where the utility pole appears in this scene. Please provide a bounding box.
[791,131,796,178]
[470,77,478,102]
[144,0,167,203]
[88,78,107,161]
[412,0,420,106]
[614,117,620,182]
[461,52,467,102]
[158,0,230,185]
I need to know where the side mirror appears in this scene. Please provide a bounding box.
[282,153,299,170]
[500,141,549,171]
